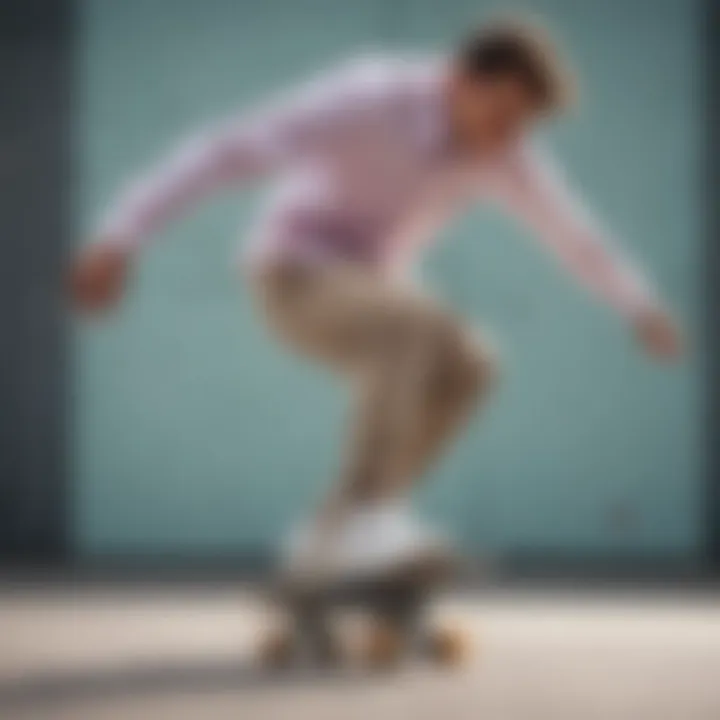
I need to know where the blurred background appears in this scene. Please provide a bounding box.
[74,0,704,564]
[1,0,718,718]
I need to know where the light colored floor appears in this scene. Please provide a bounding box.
[2,585,720,720]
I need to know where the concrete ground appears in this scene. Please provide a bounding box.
[1,583,720,720]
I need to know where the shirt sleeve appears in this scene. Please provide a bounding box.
[493,143,659,320]
[95,58,394,251]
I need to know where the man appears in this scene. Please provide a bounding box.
[71,20,681,581]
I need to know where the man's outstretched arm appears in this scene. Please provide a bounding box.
[494,143,682,359]
[70,59,386,312]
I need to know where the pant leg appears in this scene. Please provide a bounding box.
[252,261,496,507]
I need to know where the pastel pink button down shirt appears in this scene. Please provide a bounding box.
[98,55,656,318]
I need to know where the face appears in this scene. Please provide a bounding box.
[448,70,542,155]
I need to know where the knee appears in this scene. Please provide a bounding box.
[382,313,499,400]
[432,323,499,401]
[454,329,499,399]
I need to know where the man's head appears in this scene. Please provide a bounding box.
[448,19,575,155]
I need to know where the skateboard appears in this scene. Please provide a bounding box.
[257,552,467,670]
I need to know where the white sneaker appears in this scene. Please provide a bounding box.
[280,501,451,583]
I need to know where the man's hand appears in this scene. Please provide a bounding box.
[633,306,683,361]
[70,242,131,314]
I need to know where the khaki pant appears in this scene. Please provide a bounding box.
[251,261,498,523]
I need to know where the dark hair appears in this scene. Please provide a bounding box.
[456,19,576,112]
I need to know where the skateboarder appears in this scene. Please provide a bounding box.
[71,18,682,646]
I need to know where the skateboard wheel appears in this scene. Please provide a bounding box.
[426,626,468,667]
[363,621,406,669]
[258,628,295,669]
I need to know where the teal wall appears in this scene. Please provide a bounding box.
[76,0,703,558]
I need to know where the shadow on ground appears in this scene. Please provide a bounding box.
[0,657,383,713]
